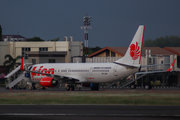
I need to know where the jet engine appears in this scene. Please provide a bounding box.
[40,77,58,87]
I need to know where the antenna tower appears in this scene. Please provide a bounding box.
[81,14,92,56]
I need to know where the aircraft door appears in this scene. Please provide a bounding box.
[68,68,71,75]
[113,65,118,76]
[89,67,92,76]
[66,68,71,75]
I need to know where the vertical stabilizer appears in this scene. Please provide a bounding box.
[20,57,24,70]
[114,25,145,67]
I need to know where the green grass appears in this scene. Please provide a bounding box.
[0,91,180,105]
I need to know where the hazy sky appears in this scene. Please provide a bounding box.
[0,0,180,47]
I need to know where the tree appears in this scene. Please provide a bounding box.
[3,54,22,74]
[88,46,101,55]
[144,35,180,47]
[50,37,60,41]
[0,25,2,41]
[26,36,44,42]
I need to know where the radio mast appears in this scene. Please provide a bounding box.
[81,14,92,56]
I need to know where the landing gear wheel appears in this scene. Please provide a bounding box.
[66,85,75,91]
[42,87,46,90]
[130,84,136,89]
[70,85,74,91]
[66,85,70,91]
[32,83,36,90]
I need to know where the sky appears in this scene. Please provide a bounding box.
[0,0,180,48]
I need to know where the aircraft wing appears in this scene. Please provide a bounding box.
[28,70,87,83]
[20,57,87,83]
[46,73,87,83]
[136,58,177,75]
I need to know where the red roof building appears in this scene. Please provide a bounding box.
[89,47,175,58]
[2,35,27,42]
[163,47,180,56]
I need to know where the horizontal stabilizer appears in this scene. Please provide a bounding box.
[136,58,177,74]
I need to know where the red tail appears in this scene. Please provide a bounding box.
[20,57,24,70]
[166,58,177,72]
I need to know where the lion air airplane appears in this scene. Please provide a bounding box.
[21,25,145,90]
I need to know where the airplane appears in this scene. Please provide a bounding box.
[21,25,145,90]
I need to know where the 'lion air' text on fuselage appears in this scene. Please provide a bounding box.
[31,66,54,81]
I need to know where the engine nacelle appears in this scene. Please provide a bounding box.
[40,77,58,87]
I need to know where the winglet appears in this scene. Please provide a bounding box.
[166,58,177,72]
[20,57,24,71]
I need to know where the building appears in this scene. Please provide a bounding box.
[88,47,178,70]
[0,40,83,66]
[2,35,27,42]
[89,46,126,58]
[163,47,180,68]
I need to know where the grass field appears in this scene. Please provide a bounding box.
[0,89,180,105]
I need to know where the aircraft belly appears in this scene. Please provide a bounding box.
[118,68,138,79]
[86,71,114,83]
[87,68,138,83]
[87,77,109,83]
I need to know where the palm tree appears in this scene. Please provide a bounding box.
[3,54,22,74]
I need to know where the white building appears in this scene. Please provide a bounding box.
[0,40,83,65]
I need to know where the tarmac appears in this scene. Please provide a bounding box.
[0,86,180,93]
[0,87,180,120]
[0,105,180,120]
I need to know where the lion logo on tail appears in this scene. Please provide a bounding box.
[130,42,140,60]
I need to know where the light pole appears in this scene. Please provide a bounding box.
[81,15,92,56]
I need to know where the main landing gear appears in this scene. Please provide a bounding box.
[31,83,36,90]
[90,83,99,91]
[130,82,152,90]
[66,85,74,91]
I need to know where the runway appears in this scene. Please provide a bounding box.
[0,105,180,120]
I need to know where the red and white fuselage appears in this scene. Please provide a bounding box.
[29,63,138,83]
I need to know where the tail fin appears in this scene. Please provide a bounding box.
[166,58,177,71]
[114,25,145,67]
[20,57,24,71]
